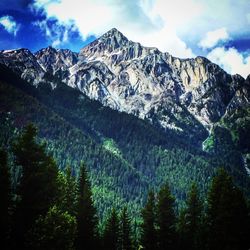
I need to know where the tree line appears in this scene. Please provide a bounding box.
[0,124,249,250]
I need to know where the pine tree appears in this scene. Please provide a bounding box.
[178,183,202,250]
[103,208,120,250]
[76,163,98,250]
[176,208,186,249]
[0,149,11,249]
[119,207,133,250]
[206,168,249,250]
[12,124,59,248]
[57,166,77,215]
[157,183,176,250]
[141,190,157,250]
[28,205,77,250]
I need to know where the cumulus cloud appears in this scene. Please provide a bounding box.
[0,15,20,36]
[30,0,250,74]
[207,47,250,79]
[33,0,159,36]
[31,0,196,58]
[33,19,77,47]
[199,28,229,49]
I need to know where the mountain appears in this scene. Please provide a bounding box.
[0,28,250,217]
[1,27,249,155]
[0,48,46,85]
[0,64,217,219]
[35,46,78,80]
[0,29,248,136]
[77,28,245,128]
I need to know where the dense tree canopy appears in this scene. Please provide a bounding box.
[76,164,99,250]
[206,168,249,250]
[0,149,11,249]
[12,124,59,248]
[141,191,157,250]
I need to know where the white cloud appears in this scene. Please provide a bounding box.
[31,0,196,58]
[130,26,195,58]
[0,15,20,36]
[207,47,250,79]
[33,20,51,37]
[33,19,76,47]
[150,0,203,29]
[190,0,250,38]
[199,28,229,49]
[30,0,250,74]
[247,13,250,23]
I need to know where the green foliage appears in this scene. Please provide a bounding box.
[56,166,78,215]
[103,138,122,157]
[221,106,250,153]
[28,205,77,250]
[76,164,99,250]
[157,184,176,250]
[206,168,249,250]
[177,183,203,250]
[103,208,120,250]
[202,134,215,152]
[119,207,133,250]
[141,191,157,250]
[0,64,249,225]
[0,149,12,248]
[0,71,213,220]
[0,123,249,250]
[12,124,59,248]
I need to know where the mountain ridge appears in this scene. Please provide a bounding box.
[0,28,250,219]
[0,28,249,138]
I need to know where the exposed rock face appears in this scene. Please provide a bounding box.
[0,49,46,85]
[0,28,248,138]
[226,75,250,113]
[35,46,78,80]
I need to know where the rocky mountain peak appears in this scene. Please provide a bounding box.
[101,28,129,45]
[41,45,57,52]
[0,28,249,136]
[0,48,34,59]
[79,28,160,66]
[35,47,78,77]
[0,48,45,85]
[79,28,131,60]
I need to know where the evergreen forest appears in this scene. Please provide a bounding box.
[0,64,250,249]
[1,124,249,250]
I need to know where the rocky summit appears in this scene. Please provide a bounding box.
[0,28,249,136]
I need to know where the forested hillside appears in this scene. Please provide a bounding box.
[0,64,250,221]
[1,126,249,249]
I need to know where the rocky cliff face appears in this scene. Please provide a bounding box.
[0,28,249,139]
[35,46,78,80]
[0,48,46,85]
[226,75,250,114]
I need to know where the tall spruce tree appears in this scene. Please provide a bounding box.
[141,190,157,250]
[28,205,77,250]
[176,208,186,249]
[0,149,11,249]
[12,124,59,248]
[103,208,120,250]
[178,183,203,250]
[119,207,133,250]
[57,166,77,215]
[76,163,98,250]
[206,168,249,250]
[157,183,176,250]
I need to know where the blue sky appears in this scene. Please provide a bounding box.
[0,0,249,78]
